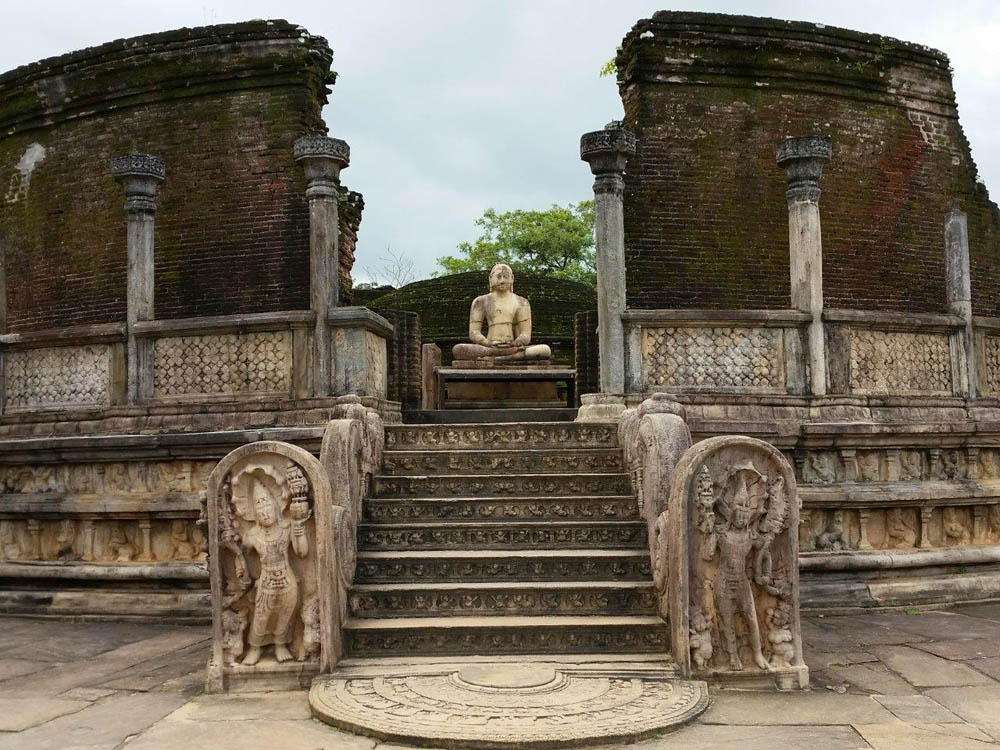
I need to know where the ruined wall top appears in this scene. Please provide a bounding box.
[616,11,999,316]
[0,21,352,332]
[0,20,332,134]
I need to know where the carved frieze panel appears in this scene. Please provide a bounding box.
[364,498,638,522]
[0,460,214,494]
[354,554,651,583]
[848,330,951,395]
[359,523,646,550]
[666,435,807,688]
[206,442,335,691]
[641,327,783,391]
[4,345,111,411]
[0,517,205,563]
[801,503,1000,552]
[153,331,292,399]
[385,424,618,450]
[794,447,1000,485]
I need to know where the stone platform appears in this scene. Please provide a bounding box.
[309,658,708,748]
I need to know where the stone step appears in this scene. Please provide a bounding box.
[371,473,631,498]
[381,448,624,475]
[404,408,579,424]
[358,521,648,551]
[384,422,619,451]
[349,581,658,618]
[364,495,639,523]
[344,615,669,657]
[354,549,653,583]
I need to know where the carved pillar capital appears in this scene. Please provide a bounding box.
[294,136,350,199]
[580,123,636,179]
[776,136,831,205]
[111,154,165,213]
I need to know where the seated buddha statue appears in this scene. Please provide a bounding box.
[452,263,552,364]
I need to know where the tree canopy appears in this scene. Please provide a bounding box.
[435,201,596,286]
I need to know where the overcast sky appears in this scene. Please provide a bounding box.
[2,1,997,284]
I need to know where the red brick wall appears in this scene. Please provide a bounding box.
[618,12,1000,314]
[0,21,360,331]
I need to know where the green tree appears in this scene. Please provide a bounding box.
[436,201,596,286]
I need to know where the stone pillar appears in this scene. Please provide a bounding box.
[777,136,831,397]
[294,136,350,397]
[112,154,165,404]
[946,209,977,397]
[580,123,636,398]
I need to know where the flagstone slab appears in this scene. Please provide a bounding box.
[0,697,88,731]
[872,646,994,688]
[853,722,996,749]
[924,685,1000,741]
[872,694,963,723]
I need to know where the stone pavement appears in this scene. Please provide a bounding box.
[0,605,998,749]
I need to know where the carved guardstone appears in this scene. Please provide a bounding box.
[205,441,335,693]
[667,435,808,689]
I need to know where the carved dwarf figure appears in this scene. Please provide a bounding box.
[0,521,20,561]
[109,523,137,562]
[240,476,311,666]
[886,507,916,549]
[943,507,971,545]
[766,603,796,669]
[452,263,552,362]
[170,520,197,560]
[815,510,848,551]
[298,594,321,662]
[689,606,714,671]
[702,461,770,672]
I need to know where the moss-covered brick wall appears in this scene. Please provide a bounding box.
[0,21,362,331]
[618,11,1000,314]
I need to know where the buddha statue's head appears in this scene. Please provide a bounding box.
[489,263,514,293]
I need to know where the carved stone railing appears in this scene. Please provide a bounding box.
[623,310,810,396]
[0,308,394,413]
[824,309,966,397]
[0,323,126,412]
[204,397,383,692]
[618,394,692,616]
[135,312,313,403]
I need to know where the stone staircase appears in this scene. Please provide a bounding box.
[343,421,669,658]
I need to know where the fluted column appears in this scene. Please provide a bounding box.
[111,154,165,404]
[777,136,831,396]
[294,136,350,397]
[580,123,636,396]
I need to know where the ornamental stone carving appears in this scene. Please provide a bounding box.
[205,441,335,692]
[667,435,807,689]
[154,331,292,399]
[642,327,783,390]
[849,330,951,395]
[4,345,111,411]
